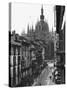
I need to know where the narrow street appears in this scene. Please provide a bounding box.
[32,63,55,86]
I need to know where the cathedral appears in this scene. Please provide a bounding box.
[27,6,49,42]
[26,5,54,60]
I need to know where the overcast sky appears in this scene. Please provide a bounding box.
[11,2,55,35]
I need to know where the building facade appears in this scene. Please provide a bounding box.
[9,31,22,87]
[9,30,46,87]
[54,5,65,84]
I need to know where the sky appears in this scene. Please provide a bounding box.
[11,2,55,35]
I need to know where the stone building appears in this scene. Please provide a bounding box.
[27,6,49,41]
[35,6,49,41]
[54,5,65,84]
[9,31,33,87]
[9,31,22,87]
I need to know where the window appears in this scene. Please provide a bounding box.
[11,47,14,55]
[10,67,13,78]
[10,55,13,66]
[16,48,18,55]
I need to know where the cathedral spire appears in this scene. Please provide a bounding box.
[41,5,43,15]
[40,5,44,21]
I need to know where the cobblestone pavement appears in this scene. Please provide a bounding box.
[32,65,55,86]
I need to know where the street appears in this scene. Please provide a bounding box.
[32,62,55,86]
